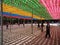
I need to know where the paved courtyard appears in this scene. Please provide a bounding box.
[1,24,60,45]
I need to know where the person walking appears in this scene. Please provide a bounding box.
[23,22,25,27]
[45,22,50,38]
[41,22,44,32]
[38,22,40,28]
[6,22,9,29]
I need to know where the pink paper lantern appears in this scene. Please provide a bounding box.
[40,0,60,19]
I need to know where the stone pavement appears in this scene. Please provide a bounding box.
[2,24,60,45]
